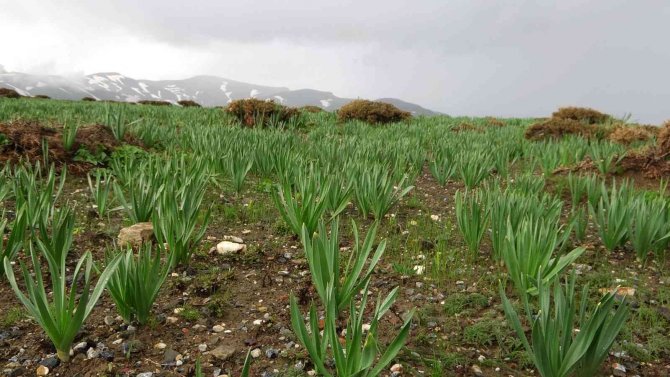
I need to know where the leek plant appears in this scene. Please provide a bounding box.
[114,171,165,223]
[301,218,386,313]
[62,120,79,152]
[290,284,413,377]
[153,184,211,266]
[567,173,587,207]
[589,142,625,175]
[628,196,669,262]
[36,207,74,269]
[428,148,456,186]
[106,244,174,324]
[500,272,629,377]
[272,174,330,237]
[590,183,631,251]
[87,170,115,218]
[501,217,584,296]
[13,164,65,228]
[219,152,253,194]
[3,245,121,362]
[454,190,489,255]
[0,207,27,277]
[569,206,588,242]
[456,151,491,188]
[353,165,413,220]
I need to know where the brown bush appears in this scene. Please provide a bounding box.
[658,120,670,154]
[337,100,411,124]
[452,122,482,133]
[300,105,325,113]
[0,120,125,169]
[138,100,172,106]
[178,100,201,108]
[33,95,50,99]
[82,97,97,102]
[608,126,653,145]
[525,118,596,140]
[0,88,21,99]
[552,107,611,124]
[225,98,298,128]
[485,117,505,127]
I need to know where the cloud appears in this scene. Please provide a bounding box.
[1,0,670,122]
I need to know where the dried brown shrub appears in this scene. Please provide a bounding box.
[485,117,505,127]
[0,88,21,99]
[138,100,173,106]
[337,100,411,125]
[0,120,134,172]
[552,107,611,124]
[608,126,653,145]
[178,100,202,107]
[658,120,670,154]
[525,118,596,140]
[225,98,298,128]
[300,105,325,113]
[33,95,50,99]
[452,122,483,133]
[81,97,97,102]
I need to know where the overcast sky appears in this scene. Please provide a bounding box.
[1,0,669,122]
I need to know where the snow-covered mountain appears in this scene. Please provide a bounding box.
[0,70,438,115]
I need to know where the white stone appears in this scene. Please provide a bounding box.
[250,348,262,358]
[216,241,246,255]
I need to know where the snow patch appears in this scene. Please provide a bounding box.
[320,99,332,108]
[250,89,259,98]
[274,95,285,104]
[138,82,150,93]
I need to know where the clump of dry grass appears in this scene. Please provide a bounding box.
[485,117,505,127]
[552,107,611,124]
[225,98,298,128]
[0,88,22,99]
[81,97,97,102]
[337,99,411,125]
[525,118,596,140]
[33,95,51,99]
[178,100,201,108]
[658,120,670,154]
[453,122,483,133]
[608,125,654,145]
[138,100,172,106]
[300,105,324,113]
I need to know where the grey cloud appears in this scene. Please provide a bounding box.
[2,0,670,122]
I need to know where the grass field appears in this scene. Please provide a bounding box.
[0,98,668,377]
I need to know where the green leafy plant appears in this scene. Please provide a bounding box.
[272,173,331,237]
[628,196,669,262]
[589,183,631,251]
[0,207,26,277]
[454,190,489,255]
[302,218,386,313]
[106,244,173,325]
[501,217,584,297]
[290,284,414,377]
[61,120,79,152]
[3,245,121,362]
[500,272,629,377]
[36,207,74,269]
[87,170,115,218]
[114,171,165,223]
[353,165,413,220]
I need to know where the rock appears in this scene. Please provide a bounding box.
[122,340,145,354]
[216,241,246,255]
[599,287,635,299]
[137,373,153,377]
[39,357,59,369]
[166,316,179,324]
[86,347,100,359]
[250,348,262,358]
[36,365,49,376]
[198,343,207,352]
[265,348,278,359]
[613,362,626,377]
[223,235,244,243]
[101,350,115,361]
[163,349,179,364]
[390,363,402,372]
[212,325,225,333]
[154,342,167,350]
[118,222,154,249]
[210,344,237,361]
[413,265,425,275]
[73,342,88,354]
[471,364,484,376]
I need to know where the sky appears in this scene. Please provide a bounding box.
[1,0,669,123]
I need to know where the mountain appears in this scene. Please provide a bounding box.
[0,69,438,115]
